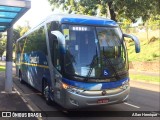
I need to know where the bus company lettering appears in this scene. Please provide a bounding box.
[30,56,39,64]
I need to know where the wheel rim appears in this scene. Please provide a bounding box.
[44,84,50,101]
[19,73,22,82]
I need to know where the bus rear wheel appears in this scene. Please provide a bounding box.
[43,80,52,105]
[19,71,24,84]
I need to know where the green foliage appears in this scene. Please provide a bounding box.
[116,0,160,22]
[126,37,160,62]
[0,66,5,71]
[0,23,30,57]
[147,15,160,30]
[18,26,47,56]
[0,33,2,38]
[48,0,160,22]
[0,34,7,57]
[23,27,46,53]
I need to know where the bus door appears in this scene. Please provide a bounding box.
[47,21,64,103]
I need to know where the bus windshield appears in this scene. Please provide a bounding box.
[61,24,128,79]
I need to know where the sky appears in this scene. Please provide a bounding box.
[14,0,142,28]
[14,0,62,28]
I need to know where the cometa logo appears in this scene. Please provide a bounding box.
[30,56,39,64]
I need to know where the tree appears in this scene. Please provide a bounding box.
[13,22,30,50]
[48,0,160,22]
[0,29,20,58]
[0,34,7,57]
[0,21,30,58]
[0,33,2,38]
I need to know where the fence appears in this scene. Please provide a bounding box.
[121,25,160,41]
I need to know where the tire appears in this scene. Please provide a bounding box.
[43,80,52,105]
[19,71,24,84]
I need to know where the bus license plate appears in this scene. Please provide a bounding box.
[97,99,109,104]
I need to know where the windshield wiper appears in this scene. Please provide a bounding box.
[102,47,120,80]
[84,55,98,81]
[84,39,101,81]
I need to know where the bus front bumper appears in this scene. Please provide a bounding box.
[63,85,130,109]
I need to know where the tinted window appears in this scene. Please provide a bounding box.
[47,21,61,70]
[24,26,47,55]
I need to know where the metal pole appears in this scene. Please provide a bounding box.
[5,27,13,93]
[159,21,160,39]
[146,22,148,41]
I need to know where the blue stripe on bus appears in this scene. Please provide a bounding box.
[61,18,117,26]
[62,77,129,90]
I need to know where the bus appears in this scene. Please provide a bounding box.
[16,14,140,109]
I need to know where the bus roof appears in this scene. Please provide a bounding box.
[47,14,118,26]
[17,14,118,42]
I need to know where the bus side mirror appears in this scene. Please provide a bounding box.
[51,31,65,45]
[123,34,140,53]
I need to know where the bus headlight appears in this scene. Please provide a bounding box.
[62,82,70,89]
[62,82,83,94]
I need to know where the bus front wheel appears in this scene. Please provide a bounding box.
[43,80,52,105]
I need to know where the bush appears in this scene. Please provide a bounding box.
[148,37,158,44]
[152,53,159,58]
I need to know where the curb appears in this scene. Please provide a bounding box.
[13,80,43,120]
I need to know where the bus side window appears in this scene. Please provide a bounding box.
[47,21,61,70]
[52,37,60,70]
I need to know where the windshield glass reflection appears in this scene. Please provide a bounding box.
[62,25,97,77]
[61,25,128,79]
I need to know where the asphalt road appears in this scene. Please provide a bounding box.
[13,75,160,120]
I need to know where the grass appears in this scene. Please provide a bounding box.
[0,66,5,71]
[123,29,160,41]
[125,34,160,62]
[130,74,160,83]
[123,29,160,62]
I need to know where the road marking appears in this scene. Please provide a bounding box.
[14,87,33,109]
[13,83,43,120]
[1,91,16,94]
[124,102,140,109]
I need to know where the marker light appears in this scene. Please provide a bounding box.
[120,80,129,90]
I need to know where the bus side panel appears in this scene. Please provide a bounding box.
[16,52,51,93]
[15,25,50,92]
[28,51,50,92]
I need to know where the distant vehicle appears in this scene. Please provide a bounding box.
[15,14,140,109]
